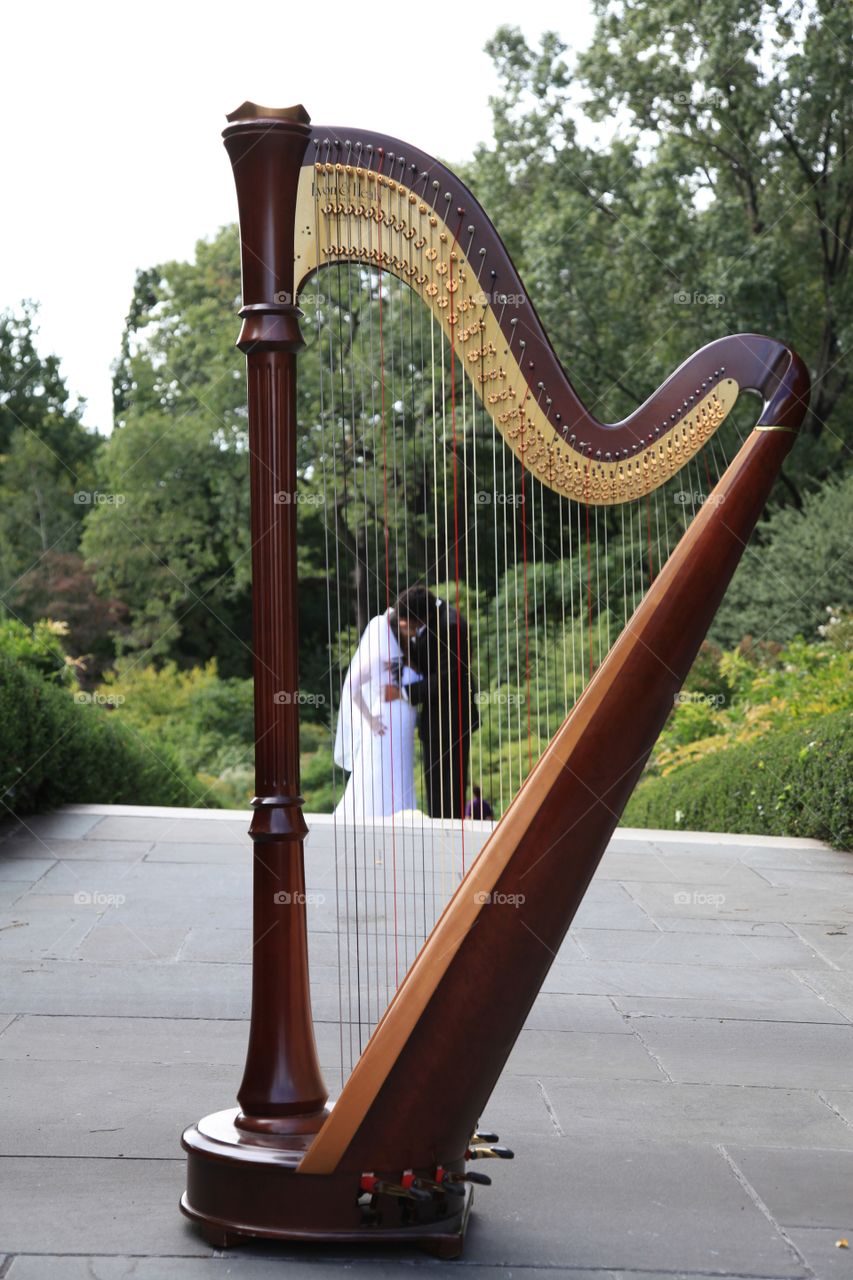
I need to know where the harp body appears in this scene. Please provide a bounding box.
[181,104,809,1255]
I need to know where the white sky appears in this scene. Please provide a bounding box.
[1,0,596,435]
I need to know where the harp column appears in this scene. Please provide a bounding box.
[223,102,327,1132]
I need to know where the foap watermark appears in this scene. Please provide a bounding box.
[273,690,326,707]
[74,890,126,907]
[673,491,726,507]
[470,290,527,308]
[673,88,725,108]
[475,491,524,507]
[273,290,327,306]
[273,891,326,906]
[474,890,525,907]
[73,490,126,506]
[673,891,726,908]
[673,691,726,708]
[74,691,126,708]
[673,289,725,308]
[475,690,526,708]
[274,491,327,506]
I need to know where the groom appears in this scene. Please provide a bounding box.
[383,586,478,820]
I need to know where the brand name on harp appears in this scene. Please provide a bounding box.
[273,891,326,906]
[474,890,526,907]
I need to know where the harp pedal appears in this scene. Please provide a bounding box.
[451,1169,492,1187]
[359,1170,431,1203]
[423,1166,465,1197]
[467,1143,515,1160]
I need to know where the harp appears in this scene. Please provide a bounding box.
[180,103,809,1255]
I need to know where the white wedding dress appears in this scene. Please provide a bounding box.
[333,609,420,821]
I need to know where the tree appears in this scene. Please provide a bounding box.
[463,7,852,507]
[578,0,853,463]
[82,229,254,675]
[0,304,102,619]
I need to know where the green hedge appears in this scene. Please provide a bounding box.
[0,652,215,814]
[624,709,852,849]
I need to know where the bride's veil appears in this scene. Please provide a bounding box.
[333,608,402,771]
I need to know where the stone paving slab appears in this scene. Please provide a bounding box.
[796,970,853,1020]
[541,956,821,1003]
[0,857,55,882]
[725,1146,853,1229]
[0,1058,238,1157]
[612,990,850,1024]
[0,1157,210,1256]
[572,926,825,968]
[785,1229,853,1280]
[505,1026,664,1080]
[0,837,153,860]
[460,1138,805,1275]
[0,958,252,1019]
[540,1076,853,1149]
[477,1072,559,1137]
[0,804,850,1276]
[622,877,853,927]
[750,865,853,894]
[0,901,98,960]
[655,916,797,935]
[2,812,103,840]
[0,1013,250,1065]
[4,1260,611,1280]
[791,923,853,970]
[521,991,632,1034]
[571,881,659,931]
[822,1090,853,1127]
[144,841,248,863]
[630,1015,853,1089]
[84,815,251,844]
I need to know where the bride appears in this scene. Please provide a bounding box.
[333,608,420,820]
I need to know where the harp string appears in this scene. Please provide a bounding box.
[314,173,346,1091]
[301,187,737,1075]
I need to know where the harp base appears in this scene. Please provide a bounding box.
[181,1108,472,1259]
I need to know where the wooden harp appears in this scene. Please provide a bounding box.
[181,103,809,1255]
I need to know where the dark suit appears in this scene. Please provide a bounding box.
[405,601,478,820]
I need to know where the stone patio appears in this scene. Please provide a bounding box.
[1,804,851,1279]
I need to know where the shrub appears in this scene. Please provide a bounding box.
[712,471,853,647]
[0,649,212,814]
[624,709,852,849]
[98,659,254,777]
[0,615,80,686]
